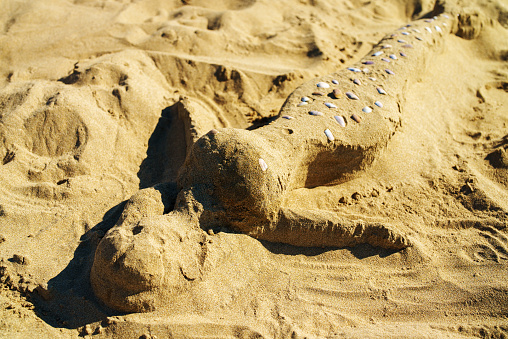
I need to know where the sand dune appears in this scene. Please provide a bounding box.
[1,0,507,337]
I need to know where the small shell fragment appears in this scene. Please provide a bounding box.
[282,115,294,119]
[443,14,450,19]
[377,87,386,95]
[332,79,339,84]
[309,110,324,116]
[312,91,325,96]
[435,25,442,33]
[333,89,343,99]
[402,44,413,48]
[259,158,268,172]
[317,82,330,88]
[389,54,397,60]
[374,101,383,108]
[385,69,395,75]
[334,115,346,127]
[382,44,392,49]
[345,92,359,100]
[425,27,432,33]
[362,60,374,65]
[209,129,219,135]
[401,32,410,36]
[347,67,362,73]
[362,106,372,113]
[416,36,423,41]
[297,102,308,107]
[301,96,311,102]
[400,52,407,57]
[324,129,334,141]
[351,114,361,123]
[397,39,406,43]
[353,78,361,85]
[381,58,391,63]
[324,102,337,108]
[412,28,421,33]
[424,19,433,23]
[372,51,383,57]
[362,68,370,73]
[368,77,377,81]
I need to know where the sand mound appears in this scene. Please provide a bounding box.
[1,0,508,337]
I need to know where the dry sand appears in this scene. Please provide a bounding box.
[1,0,508,337]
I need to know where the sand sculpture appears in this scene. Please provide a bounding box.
[91,12,458,312]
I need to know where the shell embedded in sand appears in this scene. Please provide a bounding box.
[362,106,372,113]
[332,79,339,84]
[333,89,343,98]
[401,32,410,35]
[363,60,374,65]
[347,67,362,73]
[334,115,346,127]
[385,69,395,75]
[397,39,406,43]
[346,92,359,100]
[309,110,324,116]
[381,58,391,63]
[325,102,337,108]
[353,79,361,85]
[259,158,268,171]
[389,54,397,60]
[324,129,334,141]
[362,68,370,73]
[282,115,294,119]
[301,96,311,102]
[297,102,308,106]
[372,51,383,56]
[312,91,325,96]
[402,44,413,48]
[382,44,392,49]
[435,25,442,33]
[351,114,361,123]
[416,36,423,41]
[377,87,387,95]
[400,52,407,57]
[316,82,330,88]
[374,101,383,107]
[425,27,432,33]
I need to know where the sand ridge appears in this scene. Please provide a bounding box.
[0,0,508,337]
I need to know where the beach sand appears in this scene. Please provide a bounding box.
[0,0,507,337]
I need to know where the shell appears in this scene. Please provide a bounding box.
[372,51,383,57]
[363,60,374,65]
[381,58,391,62]
[374,101,383,108]
[412,28,421,33]
[397,39,407,43]
[443,14,450,19]
[389,54,397,60]
[382,44,392,49]
[402,44,413,48]
[333,89,343,99]
[259,158,268,172]
[312,91,325,96]
[332,79,339,84]
[282,115,294,119]
[324,129,334,141]
[334,115,346,127]
[297,102,308,107]
[309,110,324,116]
[416,36,423,41]
[362,106,372,113]
[347,67,362,72]
[353,78,361,85]
[351,114,361,123]
[317,82,330,88]
[324,102,337,108]
[377,87,386,95]
[209,129,219,135]
[301,96,311,102]
[424,19,433,23]
[345,92,359,100]
[435,25,442,33]
[362,68,370,73]
[385,69,395,75]
[400,52,407,57]
[368,77,377,81]
[401,31,410,35]
[425,27,432,33]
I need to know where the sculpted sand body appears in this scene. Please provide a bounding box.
[91,13,458,312]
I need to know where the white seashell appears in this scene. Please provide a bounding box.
[442,22,447,26]
[412,28,421,33]
[324,102,337,108]
[382,44,392,49]
[316,82,330,88]
[259,158,268,171]
[324,129,334,141]
[282,115,294,119]
[297,102,308,107]
[362,68,370,73]
[368,77,377,81]
[309,110,324,116]
[374,101,383,108]
[347,67,362,72]
[334,115,346,127]
[362,106,372,113]
[401,32,410,35]
[353,78,361,85]
[345,92,359,100]
[443,14,450,19]
[377,87,386,95]
[397,39,406,43]
[301,96,310,102]
[435,25,442,33]
[425,27,432,33]
[332,79,339,84]
[372,51,383,57]
[389,54,397,60]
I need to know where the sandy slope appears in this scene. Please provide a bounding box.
[0,0,507,337]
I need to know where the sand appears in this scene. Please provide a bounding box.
[1,0,508,337]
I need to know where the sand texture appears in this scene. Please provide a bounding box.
[1,0,508,338]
